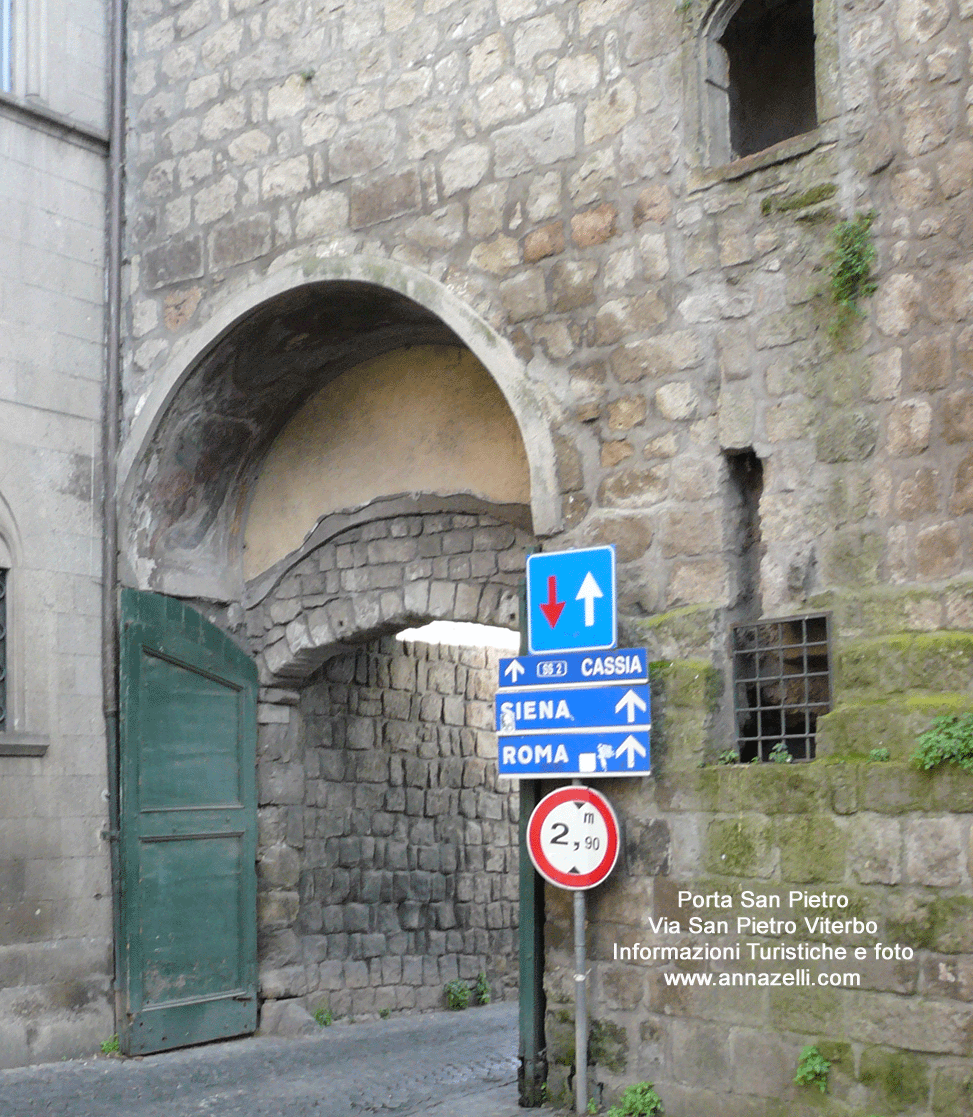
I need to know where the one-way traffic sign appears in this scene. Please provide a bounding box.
[526,547,616,654]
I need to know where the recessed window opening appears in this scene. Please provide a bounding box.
[715,0,817,160]
[732,613,831,762]
[726,449,763,618]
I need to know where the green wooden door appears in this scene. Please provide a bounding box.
[118,589,258,1055]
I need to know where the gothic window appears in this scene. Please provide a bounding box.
[704,0,818,164]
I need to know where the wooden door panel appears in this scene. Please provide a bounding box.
[119,589,258,1055]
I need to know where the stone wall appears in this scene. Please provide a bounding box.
[0,0,113,1065]
[256,636,519,1022]
[543,613,973,1116]
[123,0,973,638]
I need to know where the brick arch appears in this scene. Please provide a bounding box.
[249,496,529,1023]
[245,496,532,688]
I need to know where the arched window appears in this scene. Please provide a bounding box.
[703,0,818,164]
[0,495,46,754]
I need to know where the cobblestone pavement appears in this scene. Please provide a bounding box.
[0,1003,528,1117]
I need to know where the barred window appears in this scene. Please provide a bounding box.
[0,567,7,731]
[731,614,831,762]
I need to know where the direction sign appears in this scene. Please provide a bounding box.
[526,786,620,890]
[499,729,650,778]
[526,547,616,654]
[498,648,647,690]
[496,683,650,735]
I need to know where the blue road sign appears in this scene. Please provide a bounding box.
[498,729,651,778]
[496,683,651,736]
[526,546,616,654]
[498,648,647,690]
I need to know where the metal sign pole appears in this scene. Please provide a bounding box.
[574,888,587,1114]
[572,778,587,1115]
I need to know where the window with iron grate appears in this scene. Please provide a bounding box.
[731,614,831,762]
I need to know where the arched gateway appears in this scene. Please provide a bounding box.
[114,261,557,1053]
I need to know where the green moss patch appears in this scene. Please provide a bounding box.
[761,182,838,216]
[858,1047,929,1112]
[589,1018,628,1073]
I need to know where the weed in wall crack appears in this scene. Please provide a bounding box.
[794,1045,831,1093]
[827,212,878,339]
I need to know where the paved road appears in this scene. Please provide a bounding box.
[0,1003,525,1117]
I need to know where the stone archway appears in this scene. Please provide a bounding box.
[115,261,551,1033]
[248,498,533,1025]
[117,257,561,602]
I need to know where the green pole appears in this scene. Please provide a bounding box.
[517,577,546,1106]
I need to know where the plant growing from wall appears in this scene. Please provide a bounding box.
[444,978,472,1010]
[912,713,973,773]
[474,972,491,1005]
[100,1034,120,1055]
[794,1045,831,1093]
[606,1081,665,1116]
[869,747,890,762]
[827,212,878,338]
[769,741,792,764]
[314,1006,333,1026]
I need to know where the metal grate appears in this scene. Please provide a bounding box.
[0,568,6,731]
[731,613,831,762]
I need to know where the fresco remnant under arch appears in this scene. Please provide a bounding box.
[244,346,531,579]
[117,258,561,601]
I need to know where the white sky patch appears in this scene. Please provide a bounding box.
[396,621,520,650]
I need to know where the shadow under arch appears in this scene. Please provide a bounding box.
[118,257,561,602]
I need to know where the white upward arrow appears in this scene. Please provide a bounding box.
[575,571,603,627]
[614,689,648,723]
[504,659,526,683]
[615,734,647,769]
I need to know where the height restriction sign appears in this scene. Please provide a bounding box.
[526,786,620,890]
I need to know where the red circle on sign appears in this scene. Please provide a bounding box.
[527,786,620,890]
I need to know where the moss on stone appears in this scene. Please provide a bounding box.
[651,658,719,710]
[931,1064,973,1116]
[589,1017,628,1073]
[744,764,831,815]
[816,696,973,765]
[546,1008,576,1066]
[926,896,973,954]
[705,816,773,877]
[777,816,846,883]
[762,182,838,216]
[859,763,934,813]
[858,1047,929,1112]
[769,986,840,1033]
[825,524,883,583]
[814,1039,852,1068]
[631,606,719,659]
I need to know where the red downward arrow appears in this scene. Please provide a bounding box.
[539,575,565,628]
